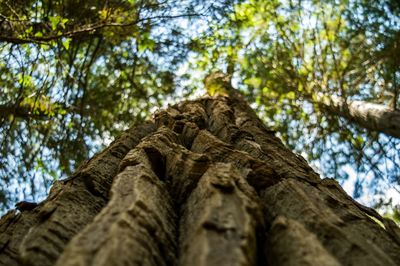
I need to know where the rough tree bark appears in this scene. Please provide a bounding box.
[314,93,400,138]
[1,73,399,266]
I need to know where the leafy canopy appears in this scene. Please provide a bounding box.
[0,0,399,220]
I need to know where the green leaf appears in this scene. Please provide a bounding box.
[49,16,61,31]
[25,26,33,35]
[34,31,43,37]
[138,33,156,52]
[62,38,71,50]
[286,91,295,100]
[60,18,69,29]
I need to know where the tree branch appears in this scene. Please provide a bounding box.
[0,13,201,44]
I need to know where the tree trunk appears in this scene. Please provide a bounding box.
[1,81,400,265]
[314,93,400,138]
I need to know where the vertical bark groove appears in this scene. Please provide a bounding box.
[178,163,263,266]
[261,178,400,265]
[0,122,155,266]
[266,216,341,266]
[56,163,177,266]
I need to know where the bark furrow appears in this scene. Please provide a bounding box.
[261,178,400,265]
[56,163,177,266]
[0,122,155,266]
[179,163,263,266]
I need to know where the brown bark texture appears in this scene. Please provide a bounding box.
[1,81,400,266]
[315,93,400,138]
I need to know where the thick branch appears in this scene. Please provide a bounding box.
[0,14,200,44]
[315,93,400,138]
[0,103,78,120]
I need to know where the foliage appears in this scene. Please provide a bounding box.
[189,0,400,204]
[0,0,238,209]
[0,0,399,213]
